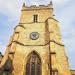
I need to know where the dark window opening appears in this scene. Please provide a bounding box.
[2,58,12,75]
[52,69,58,75]
[26,52,41,75]
[33,15,38,22]
[50,52,56,55]
[3,70,9,75]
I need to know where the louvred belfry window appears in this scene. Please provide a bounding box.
[33,15,38,22]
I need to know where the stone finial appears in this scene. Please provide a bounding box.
[23,3,25,7]
[50,0,53,5]
[0,52,3,62]
[0,52,2,57]
[48,0,53,7]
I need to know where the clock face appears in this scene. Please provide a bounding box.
[30,32,39,40]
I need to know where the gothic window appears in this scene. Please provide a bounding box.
[26,52,41,75]
[33,15,38,22]
[37,62,41,75]
[26,63,30,75]
[31,62,35,75]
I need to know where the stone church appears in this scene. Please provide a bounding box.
[0,1,75,75]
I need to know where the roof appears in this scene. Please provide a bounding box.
[71,70,75,75]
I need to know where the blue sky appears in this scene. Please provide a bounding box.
[0,0,75,69]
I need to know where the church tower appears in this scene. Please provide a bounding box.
[0,1,71,75]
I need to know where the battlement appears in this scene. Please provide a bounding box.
[22,3,53,10]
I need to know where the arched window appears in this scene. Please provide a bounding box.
[26,51,41,75]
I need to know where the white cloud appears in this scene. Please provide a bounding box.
[0,0,71,17]
[0,0,23,20]
[0,45,6,55]
[53,0,69,5]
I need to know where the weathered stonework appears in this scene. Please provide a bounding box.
[0,2,75,75]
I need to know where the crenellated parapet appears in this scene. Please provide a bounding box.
[22,1,53,11]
